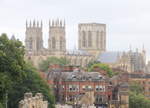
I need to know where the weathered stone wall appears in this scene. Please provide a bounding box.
[19,93,48,108]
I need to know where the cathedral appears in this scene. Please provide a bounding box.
[25,19,106,68]
[24,19,147,73]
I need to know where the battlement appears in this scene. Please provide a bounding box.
[26,20,42,29]
[49,19,65,28]
[19,92,48,108]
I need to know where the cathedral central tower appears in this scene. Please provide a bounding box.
[78,23,106,57]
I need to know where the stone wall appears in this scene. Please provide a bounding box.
[19,93,48,108]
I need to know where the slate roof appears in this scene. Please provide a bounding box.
[97,52,122,63]
[46,71,107,82]
[129,73,150,79]
[65,71,105,81]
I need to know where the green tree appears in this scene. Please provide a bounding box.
[129,82,143,94]
[129,82,150,108]
[0,34,55,108]
[88,63,117,77]
[129,92,150,108]
[39,56,70,72]
[0,102,3,108]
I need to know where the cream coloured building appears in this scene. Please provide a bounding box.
[98,48,146,73]
[78,23,106,57]
[25,20,101,68]
[19,93,48,108]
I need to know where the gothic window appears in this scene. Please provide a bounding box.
[52,37,56,49]
[82,31,86,47]
[60,37,63,50]
[29,37,32,50]
[100,31,104,50]
[36,37,41,50]
[88,31,92,47]
[74,59,77,66]
[80,58,82,66]
[96,31,100,49]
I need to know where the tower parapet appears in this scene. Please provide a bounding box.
[49,19,65,28]
[19,92,48,108]
[26,20,42,29]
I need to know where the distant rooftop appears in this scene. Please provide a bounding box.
[97,51,122,63]
[66,50,92,56]
[79,23,106,26]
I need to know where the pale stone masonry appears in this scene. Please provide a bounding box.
[19,93,48,108]
[25,20,43,53]
[25,20,96,68]
[78,23,106,57]
[48,20,66,52]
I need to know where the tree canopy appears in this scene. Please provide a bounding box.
[87,62,117,77]
[0,34,55,108]
[39,56,70,72]
[129,82,150,108]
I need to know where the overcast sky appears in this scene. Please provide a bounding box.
[0,0,150,60]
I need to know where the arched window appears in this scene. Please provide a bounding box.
[100,31,104,50]
[96,31,100,49]
[60,37,63,50]
[88,31,92,47]
[80,58,83,66]
[82,31,86,47]
[29,37,32,50]
[52,37,56,49]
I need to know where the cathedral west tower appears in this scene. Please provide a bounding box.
[25,20,43,54]
[78,23,106,56]
[48,19,66,53]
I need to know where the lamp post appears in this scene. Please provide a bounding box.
[5,92,8,108]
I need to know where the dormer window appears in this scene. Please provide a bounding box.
[98,75,103,79]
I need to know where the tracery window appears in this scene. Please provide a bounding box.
[29,37,32,50]
[52,37,56,49]
[100,31,104,50]
[82,31,86,47]
[60,37,63,50]
[96,31,100,49]
[88,31,92,47]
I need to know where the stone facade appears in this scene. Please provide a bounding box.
[78,23,106,57]
[48,19,66,53]
[98,48,146,73]
[25,20,100,68]
[19,93,48,108]
[25,20,43,53]
[118,48,146,73]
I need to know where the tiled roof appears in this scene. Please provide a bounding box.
[46,71,107,81]
[129,73,150,79]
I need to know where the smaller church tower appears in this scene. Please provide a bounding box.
[25,20,43,55]
[48,19,66,53]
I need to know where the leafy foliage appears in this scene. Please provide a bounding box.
[129,92,150,108]
[129,82,143,94]
[0,102,3,108]
[87,63,117,77]
[0,34,55,108]
[39,56,70,72]
[129,82,150,108]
